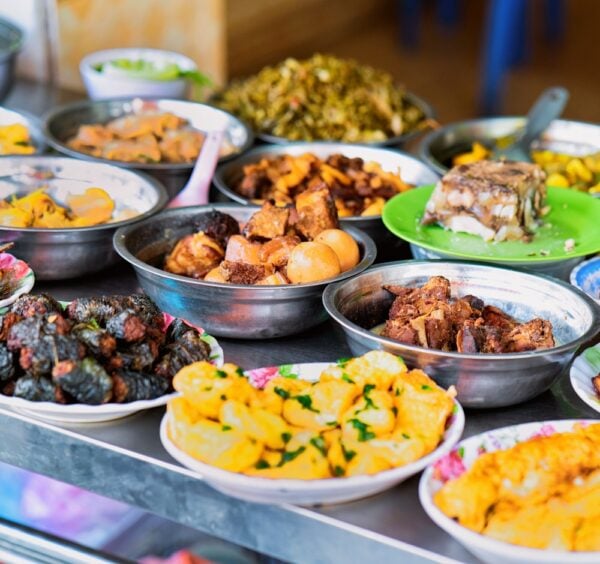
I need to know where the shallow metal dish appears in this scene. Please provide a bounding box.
[0,106,46,154]
[418,116,600,177]
[0,19,22,102]
[213,142,440,251]
[113,203,377,339]
[323,260,599,408]
[256,92,435,148]
[43,98,254,199]
[0,156,168,280]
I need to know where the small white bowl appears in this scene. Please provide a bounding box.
[80,48,198,100]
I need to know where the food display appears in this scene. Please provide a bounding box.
[236,153,413,217]
[213,54,428,143]
[166,351,456,478]
[66,111,205,164]
[0,187,130,228]
[381,276,555,353]
[0,123,36,155]
[453,142,600,195]
[423,160,547,242]
[432,422,600,551]
[0,293,213,405]
[164,189,360,285]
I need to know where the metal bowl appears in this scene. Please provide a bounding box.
[256,92,436,148]
[323,260,599,408]
[0,106,46,154]
[0,156,168,280]
[418,116,600,175]
[113,203,377,339]
[0,19,22,102]
[43,98,254,199]
[213,142,440,252]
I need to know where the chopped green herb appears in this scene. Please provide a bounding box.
[88,318,100,330]
[392,406,398,416]
[278,364,298,379]
[309,436,327,457]
[342,444,356,462]
[333,465,345,476]
[274,387,290,400]
[458,446,465,458]
[235,367,245,378]
[363,384,376,394]
[220,394,227,401]
[202,386,212,391]
[294,394,319,413]
[221,425,232,431]
[341,373,355,384]
[401,432,410,439]
[278,446,306,466]
[395,387,402,396]
[255,459,270,469]
[421,384,432,391]
[349,419,375,442]
[215,369,227,379]
[326,420,338,427]
[281,432,292,444]
[337,357,352,367]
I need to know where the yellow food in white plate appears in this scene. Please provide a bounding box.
[167,350,456,480]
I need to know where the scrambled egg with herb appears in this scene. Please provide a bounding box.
[0,123,36,155]
[434,423,600,551]
[167,351,455,479]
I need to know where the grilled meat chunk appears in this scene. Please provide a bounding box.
[155,329,211,380]
[67,295,162,326]
[72,323,117,357]
[119,340,160,371]
[10,294,63,318]
[19,334,85,377]
[52,358,113,404]
[0,312,21,340]
[112,370,169,402]
[243,201,291,241]
[0,343,15,383]
[105,310,147,342]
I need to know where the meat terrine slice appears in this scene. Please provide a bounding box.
[422,160,546,242]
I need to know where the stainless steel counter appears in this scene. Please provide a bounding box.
[0,81,598,564]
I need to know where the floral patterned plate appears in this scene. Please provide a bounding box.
[419,420,599,564]
[0,252,35,309]
[160,361,465,506]
[570,344,600,414]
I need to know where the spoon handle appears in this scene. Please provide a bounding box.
[520,87,569,147]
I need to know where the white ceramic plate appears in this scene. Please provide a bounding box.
[419,419,600,564]
[0,333,223,425]
[570,344,600,414]
[0,252,34,309]
[159,361,465,506]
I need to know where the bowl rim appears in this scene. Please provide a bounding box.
[570,255,600,299]
[113,202,378,290]
[418,418,600,564]
[322,259,600,360]
[42,97,255,170]
[212,141,441,223]
[251,90,436,146]
[80,47,198,81]
[418,116,600,175]
[0,155,169,233]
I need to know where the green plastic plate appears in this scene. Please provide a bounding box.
[382,185,600,263]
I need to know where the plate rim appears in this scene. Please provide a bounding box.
[569,344,600,414]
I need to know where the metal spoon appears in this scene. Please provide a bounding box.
[492,86,570,162]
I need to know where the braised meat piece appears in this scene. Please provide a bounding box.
[503,319,555,353]
[19,334,85,377]
[7,315,70,350]
[72,323,117,357]
[10,294,62,318]
[193,210,240,247]
[14,375,56,402]
[67,295,162,326]
[0,312,21,340]
[293,182,339,240]
[219,260,273,285]
[259,235,301,268]
[164,232,224,279]
[243,201,291,241]
[0,343,14,382]
[382,276,555,354]
[155,328,211,380]
[105,310,147,342]
[52,358,113,404]
[119,340,160,371]
[593,374,600,397]
[112,370,169,402]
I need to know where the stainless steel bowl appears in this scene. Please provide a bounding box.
[113,203,377,338]
[418,117,600,175]
[0,106,46,154]
[43,98,254,199]
[0,19,22,102]
[213,142,440,252]
[256,92,436,148]
[323,260,599,408]
[0,156,168,280]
